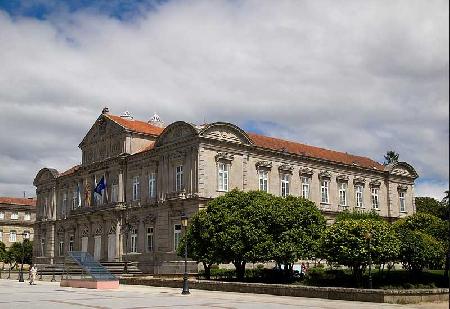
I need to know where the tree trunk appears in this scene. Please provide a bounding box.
[203,262,211,280]
[234,261,246,281]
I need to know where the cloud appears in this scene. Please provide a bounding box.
[415,180,449,201]
[0,0,448,197]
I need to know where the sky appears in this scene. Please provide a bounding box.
[0,0,448,200]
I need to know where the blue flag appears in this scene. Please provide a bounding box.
[94,176,106,195]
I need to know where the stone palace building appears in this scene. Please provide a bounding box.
[0,197,36,248]
[33,108,418,273]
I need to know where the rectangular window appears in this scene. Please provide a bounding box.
[301,177,310,199]
[146,227,154,252]
[59,240,64,256]
[132,176,140,201]
[399,192,406,212]
[23,230,30,239]
[0,231,3,242]
[218,163,229,192]
[356,185,364,208]
[111,183,119,202]
[24,212,31,221]
[176,165,184,191]
[72,189,78,209]
[69,236,74,252]
[259,170,269,192]
[148,173,157,198]
[0,212,4,220]
[339,182,347,206]
[174,224,182,251]
[9,230,16,242]
[321,180,329,204]
[130,228,138,253]
[281,174,290,197]
[11,212,18,220]
[371,188,379,209]
[63,192,68,212]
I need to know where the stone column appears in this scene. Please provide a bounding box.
[49,223,55,264]
[118,170,124,203]
[115,219,121,261]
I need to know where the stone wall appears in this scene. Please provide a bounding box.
[120,277,449,304]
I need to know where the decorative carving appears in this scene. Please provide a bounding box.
[299,167,314,176]
[81,225,89,237]
[215,152,234,162]
[108,224,116,235]
[370,179,381,187]
[169,150,186,162]
[318,170,332,179]
[57,225,65,234]
[169,209,183,218]
[278,164,294,173]
[143,214,157,224]
[397,184,408,191]
[336,174,349,182]
[353,177,366,185]
[95,224,103,235]
[255,161,272,169]
[128,215,139,224]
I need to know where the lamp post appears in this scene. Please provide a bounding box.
[181,213,190,295]
[365,231,373,289]
[18,233,27,282]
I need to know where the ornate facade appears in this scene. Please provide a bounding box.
[0,197,36,248]
[33,108,418,273]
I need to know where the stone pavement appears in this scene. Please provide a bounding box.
[0,279,447,309]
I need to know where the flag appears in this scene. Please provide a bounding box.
[94,176,106,195]
[84,179,91,207]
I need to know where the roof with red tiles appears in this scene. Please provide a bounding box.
[247,132,384,170]
[106,114,164,136]
[58,165,81,177]
[0,197,36,207]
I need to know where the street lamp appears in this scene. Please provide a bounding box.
[181,213,190,295]
[18,233,27,282]
[365,231,373,289]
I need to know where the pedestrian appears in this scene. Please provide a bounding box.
[29,265,37,285]
[301,262,307,276]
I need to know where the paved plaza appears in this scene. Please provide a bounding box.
[0,279,447,309]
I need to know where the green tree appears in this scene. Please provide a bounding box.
[204,190,274,280]
[394,213,448,274]
[178,210,218,279]
[269,195,326,274]
[397,230,445,272]
[321,218,399,284]
[3,249,14,278]
[415,197,449,221]
[0,241,5,271]
[383,150,399,165]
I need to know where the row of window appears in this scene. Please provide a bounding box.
[0,211,31,221]
[0,230,30,242]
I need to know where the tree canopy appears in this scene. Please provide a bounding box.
[179,190,326,280]
[384,150,399,165]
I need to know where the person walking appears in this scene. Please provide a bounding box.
[29,265,37,285]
